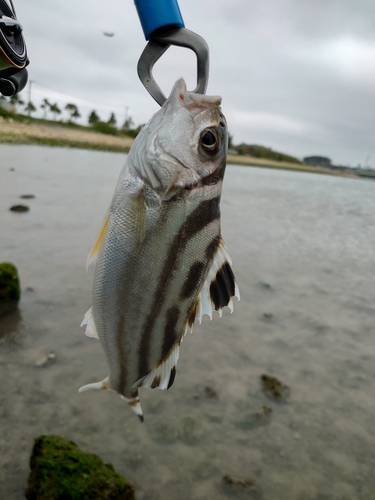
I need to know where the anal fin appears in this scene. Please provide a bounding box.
[132,343,180,391]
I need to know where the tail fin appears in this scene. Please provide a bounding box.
[78,377,144,422]
[119,393,144,422]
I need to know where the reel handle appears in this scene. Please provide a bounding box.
[0,0,28,96]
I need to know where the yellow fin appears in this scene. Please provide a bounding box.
[86,213,109,269]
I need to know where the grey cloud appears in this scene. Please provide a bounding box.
[12,0,375,166]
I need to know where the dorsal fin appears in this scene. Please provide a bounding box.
[195,239,240,323]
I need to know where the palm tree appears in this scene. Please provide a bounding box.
[88,110,99,125]
[65,103,80,123]
[10,94,25,112]
[24,101,36,117]
[107,112,117,127]
[41,98,51,119]
[72,108,81,122]
[49,102,61,121]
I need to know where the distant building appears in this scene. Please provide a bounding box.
[303,156,332,167]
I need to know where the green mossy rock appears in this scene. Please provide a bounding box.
[0,262,20,318]
[25,435,135,500]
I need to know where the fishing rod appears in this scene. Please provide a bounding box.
[134,0,209,106]
[0,0,28,96]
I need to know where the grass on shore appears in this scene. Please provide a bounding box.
[0,110,359,178]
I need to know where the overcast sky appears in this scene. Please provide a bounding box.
[13,0,375,166]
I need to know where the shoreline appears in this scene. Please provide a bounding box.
[0,120,359,178]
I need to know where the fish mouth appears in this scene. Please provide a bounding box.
[184,170,222,190]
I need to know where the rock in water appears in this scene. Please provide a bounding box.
[10,204,29,212]
[0,263,20,318]
[26,435,135,500]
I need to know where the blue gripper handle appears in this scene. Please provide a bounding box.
[134,0,185,40]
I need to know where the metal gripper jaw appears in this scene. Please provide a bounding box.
[137,27,210,107]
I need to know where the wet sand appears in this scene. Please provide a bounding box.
[1,144,375,499]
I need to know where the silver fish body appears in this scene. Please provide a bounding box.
[79,79,239,420]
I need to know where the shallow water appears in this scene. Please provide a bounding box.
[1,144,375,500]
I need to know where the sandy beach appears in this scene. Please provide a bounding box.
[0,120,134,152]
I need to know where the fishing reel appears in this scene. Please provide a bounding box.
[0,0,28,96]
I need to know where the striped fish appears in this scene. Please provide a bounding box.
[79,79,239,421]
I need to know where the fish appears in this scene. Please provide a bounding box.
[79,79,240,421]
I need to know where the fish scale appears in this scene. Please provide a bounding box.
[79,79,240,421]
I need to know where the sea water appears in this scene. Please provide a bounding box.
[1,145,375,499]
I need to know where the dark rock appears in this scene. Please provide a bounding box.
[10,204,29,212]
[0,263,20,318]
[255,405,272,417]
[25,435,135,500]
[263,312,273,319]
[0,309,24,346]
[261,374,289,399]
[223,474,255,487]
[20,194,35,199]
[258,281,273,290]
[204,385,218,398]
[222,474,263,499]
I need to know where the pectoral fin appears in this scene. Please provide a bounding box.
[86,213,109,269]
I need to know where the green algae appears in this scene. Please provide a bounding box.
[25,435,135,500]
[0,262,20,318]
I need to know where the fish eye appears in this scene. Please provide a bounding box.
[200,129,220,154]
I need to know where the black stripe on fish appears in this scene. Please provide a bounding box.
[180,261,206,300]
[116,313,127,395]
[187,300,198,328]
[210,262,236,310]
[220,262,236,297]
[167,366,176,390]
[137,197,221,379]
[161,306,180,362]
[184,197,221,236]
